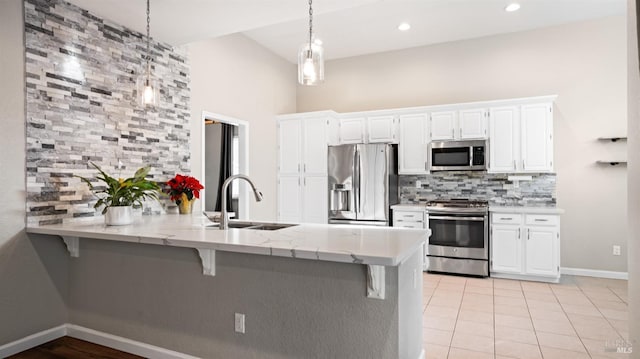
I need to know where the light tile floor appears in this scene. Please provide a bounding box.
[422,273,630,359]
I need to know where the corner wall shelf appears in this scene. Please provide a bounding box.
[597,137,627,142]
[596,161,627,166]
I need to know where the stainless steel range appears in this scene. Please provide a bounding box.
[426,199,489,277]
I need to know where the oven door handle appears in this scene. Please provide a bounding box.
[429,215,486,221]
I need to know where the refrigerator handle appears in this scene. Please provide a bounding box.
[354,147,360,215]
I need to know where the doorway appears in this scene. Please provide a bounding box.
[201,111,249,219]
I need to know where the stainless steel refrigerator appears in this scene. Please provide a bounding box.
[328,144,398,226]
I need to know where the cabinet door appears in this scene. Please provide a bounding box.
[489,106,519,173]
[302,175,328,224]
[521,103,553,172]
[302,117,328,175]
[459,108,487,139]
[339,118,366,144]
[277,176,301,223]
[278,120,302,175]
[398,114,429,174]
[491,224,522,274]
[368,115,396,143]
[430,111,457,140]
[525,226,558,277]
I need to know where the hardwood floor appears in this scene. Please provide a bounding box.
[8,336,144,359]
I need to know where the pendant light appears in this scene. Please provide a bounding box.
[137,0,158,106]
[297,0,324,85]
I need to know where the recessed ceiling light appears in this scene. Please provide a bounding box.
[398,22,411,31]
[314,38,323,46]
[505,3,521,12]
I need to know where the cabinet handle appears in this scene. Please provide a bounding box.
[527,229,530,240]
[513,160,516,170]
[522,159,525,169]
[459,127,462,138]
[303,164,306,173]
[298,164,300,172]
[534,219,548,222]
[451,128,455,139]
[500,217,512,220]
[518,228,521,239]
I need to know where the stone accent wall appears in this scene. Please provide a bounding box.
[24,0,191,225]
[400,172,556,206]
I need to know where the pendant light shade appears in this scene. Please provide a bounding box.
[298,0,324,85]
[138,0,157,106]
[298,42,324,85]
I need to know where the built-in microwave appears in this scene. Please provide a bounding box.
[427,139,487,171]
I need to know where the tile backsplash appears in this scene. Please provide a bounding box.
[25,0,191,225]
[399,172,556,206]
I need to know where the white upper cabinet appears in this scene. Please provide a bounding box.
[431,109,487,141]
[398,113,429,175]
[489,102,554,173]
[459,108,488,139]
[430,111,457,141]
[302,117,328,175]
[521,104,553,172]
[339,117,366,144]
[278,117,328,176]
[367,115,397,143]
[278,119,302,175]
[489,106,519,172]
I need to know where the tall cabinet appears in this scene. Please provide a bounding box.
[277,114,331,224]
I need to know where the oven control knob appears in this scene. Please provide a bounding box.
[453,248,457,252]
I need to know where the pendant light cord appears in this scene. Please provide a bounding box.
[146,0,151,83]
[307,0,313,59]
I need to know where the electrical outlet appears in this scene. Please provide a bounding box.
[234,313,245,334]
[613,245,621,256]
[415,180,422,189]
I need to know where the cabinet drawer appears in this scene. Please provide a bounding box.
[525,214,559,226]
[492,213,522,224]
[394,211,424,222]
[393,221,424,229]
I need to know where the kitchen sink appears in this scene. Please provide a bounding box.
[227,221,297,231]
[202,213,297,231]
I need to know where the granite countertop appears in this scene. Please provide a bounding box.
[26,214,429,266]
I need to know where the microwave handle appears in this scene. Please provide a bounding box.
[469,146,474,166]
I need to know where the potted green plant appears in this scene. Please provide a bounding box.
[78,163,161,225]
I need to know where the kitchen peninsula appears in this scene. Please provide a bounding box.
[26,215,428,359]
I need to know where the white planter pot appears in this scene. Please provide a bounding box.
[105,206,133,226]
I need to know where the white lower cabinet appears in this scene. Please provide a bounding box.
[392,207,428,270]
[277,175,327,224]
[490,212,560,282]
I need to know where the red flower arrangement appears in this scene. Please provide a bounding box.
[166,174,204,205]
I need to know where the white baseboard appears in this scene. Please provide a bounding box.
[561,267,629,280]
[0,324,198,359]
[0,325,66,358]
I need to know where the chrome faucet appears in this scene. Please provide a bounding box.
[219,174,263,230]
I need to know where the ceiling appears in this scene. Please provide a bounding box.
[66,0,626,63]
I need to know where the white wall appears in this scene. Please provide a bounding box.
[0,0,68,344]
[298,16,628,273]
[188,34,296,221]
[626,0,639,349]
